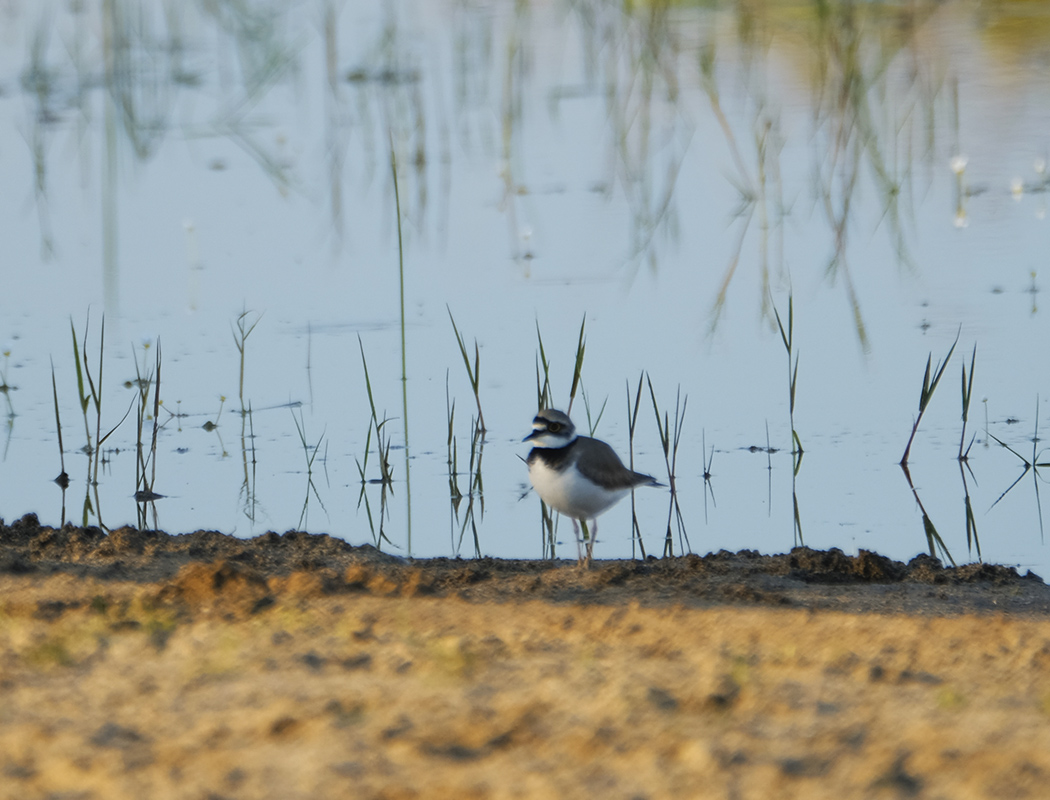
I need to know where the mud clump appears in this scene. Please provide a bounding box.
[156,561,275,618]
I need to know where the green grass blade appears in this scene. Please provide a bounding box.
[568,315,587,410]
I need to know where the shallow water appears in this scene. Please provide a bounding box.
[2,0,1050,574]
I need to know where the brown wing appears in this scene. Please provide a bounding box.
[575,437,659,489]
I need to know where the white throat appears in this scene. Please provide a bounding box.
[528,428,577,449]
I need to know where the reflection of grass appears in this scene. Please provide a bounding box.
[581,0,688,273]
[772,294,803,458]
[0,343,16,421]
[291,407,327,530]
[446,373,461,502]
[133,339,163,505]
[65,313,135,530]
[989,397,1050,542]
[772,294,804,543]
[356,336,394,487]
[698,2,952,344]
[455,418,484,558]
[239,402,257,524]
[356,336,396,551]
[648,376,688,557]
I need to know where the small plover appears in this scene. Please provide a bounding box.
[524,408,661,565]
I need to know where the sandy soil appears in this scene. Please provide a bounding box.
[2,513,1050,799]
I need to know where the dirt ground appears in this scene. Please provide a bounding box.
[2,513,1050,800]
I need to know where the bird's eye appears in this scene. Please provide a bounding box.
[548,422,561,432]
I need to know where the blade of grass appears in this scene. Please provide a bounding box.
[959,343,976,461]
[50,358,69,488]
[69,317,91,452]
[391,132,412,550]
[535,321,552,410]
[900,330,960,465]
[567,315,586,415]
[447,306,486,433]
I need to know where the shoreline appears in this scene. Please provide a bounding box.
[4,513,1050,799]
[2,512,1047,616]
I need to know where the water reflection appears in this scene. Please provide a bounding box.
[988,400,1049,543]
[3,0,1050,574]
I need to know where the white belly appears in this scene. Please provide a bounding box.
[528,458,629,520]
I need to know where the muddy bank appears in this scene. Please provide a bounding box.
[3,514,1050,800]
[1,513,1047,616]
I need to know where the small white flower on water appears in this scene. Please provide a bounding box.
[949,154,968,175]
[521,225,533,242]
[140,335,152,350]
[953,209,968,228]
[1035,158,1047,176]
[1,341,12,358]
[1011,177,1024,200]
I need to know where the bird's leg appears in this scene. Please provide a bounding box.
[580,519,594,569]
[571,518,584,565]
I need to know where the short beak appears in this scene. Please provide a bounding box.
[523,429,541,443]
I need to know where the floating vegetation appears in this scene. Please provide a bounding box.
[203,396,225,432]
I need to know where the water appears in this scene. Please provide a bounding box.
[2,0,1049,575]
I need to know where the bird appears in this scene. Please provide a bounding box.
[524,408,662,566]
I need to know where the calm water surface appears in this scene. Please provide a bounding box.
[2,0,1050,574]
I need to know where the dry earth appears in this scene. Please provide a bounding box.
[2,513,1050,799]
